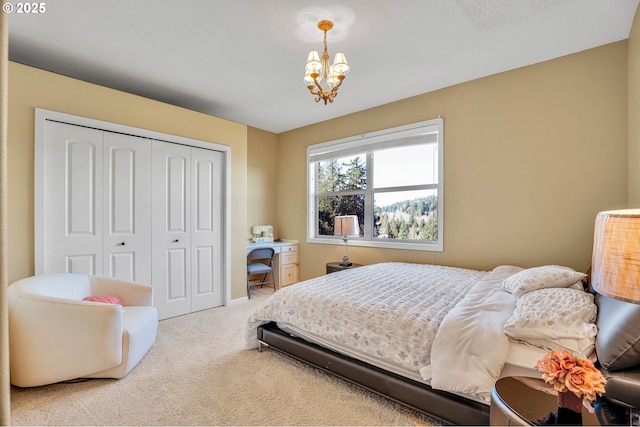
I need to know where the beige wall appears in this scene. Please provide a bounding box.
[275,41,629,280]
[7,62,249,299]
[247,127,278,237]
[629,9,640,205]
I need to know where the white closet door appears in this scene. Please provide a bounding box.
[191,148,224,311]
[43,121,103,274]
[38,112,228,319]
[103,132,152,283]
[152,142,192,320]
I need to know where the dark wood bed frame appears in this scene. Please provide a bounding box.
[257,321,490,425]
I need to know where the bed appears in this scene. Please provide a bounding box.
[244,262,614,425]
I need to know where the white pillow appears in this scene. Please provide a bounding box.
[501,265,586,296]
[511,336,595,359]
[503,287,597,340]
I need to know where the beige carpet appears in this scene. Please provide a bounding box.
[10,287,438,426]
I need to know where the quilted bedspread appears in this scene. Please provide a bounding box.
[245,262,487,375]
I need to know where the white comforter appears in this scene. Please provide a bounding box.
[245,262,520,402]
[422,265,520,402]
[246,262,486,373]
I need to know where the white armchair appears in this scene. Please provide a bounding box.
[8,273,158,387]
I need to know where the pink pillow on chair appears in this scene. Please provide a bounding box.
[82,295,123,305]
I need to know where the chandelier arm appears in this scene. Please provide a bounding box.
[311,75,326,98]
[330,76,345,98]
[308,81,323,103]
[306,73,323,97]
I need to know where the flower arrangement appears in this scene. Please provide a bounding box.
[536,349,607,404]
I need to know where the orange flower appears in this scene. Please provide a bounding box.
[536,349,607,404]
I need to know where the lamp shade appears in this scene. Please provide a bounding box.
[334,215,359,237]
[332,52,349,75]
[306,50,322,71]
[591,209,640,304]
[327,69,340,88]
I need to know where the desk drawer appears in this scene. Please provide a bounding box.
[281,245,297,253]
[281,264,298,286]
[281,251,298,265]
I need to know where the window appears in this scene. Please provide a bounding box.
[307,118,443,251]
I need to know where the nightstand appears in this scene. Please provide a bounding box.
[326,262,363,274]
[491,377,600,426]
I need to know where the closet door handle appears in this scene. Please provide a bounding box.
[173,239,179,243]
[118,242,125,246]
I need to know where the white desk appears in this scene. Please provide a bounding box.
[247,240,298,289]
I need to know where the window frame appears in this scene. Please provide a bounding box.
[306,117,444,252]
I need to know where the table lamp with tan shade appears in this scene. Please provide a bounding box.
[591,209,640,425]
[334,215,359,267]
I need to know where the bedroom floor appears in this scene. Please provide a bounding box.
[10,283,441,426]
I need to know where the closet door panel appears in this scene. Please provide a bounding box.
[66,255,97,274]
[167,248,188,299]
[108,252,135,279]
[103,133,152,282]
[194,246,213,295]
[191,148,224,311]
[43,121,103,275]
[152,142,191,320]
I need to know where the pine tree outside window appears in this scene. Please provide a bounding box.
[307,118,444,251]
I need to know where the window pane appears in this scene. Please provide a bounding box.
[317,194,364,237]
[374,190,438,241]
[373,144,438,188]
[317,154,366,192]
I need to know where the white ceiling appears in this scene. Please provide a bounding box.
[7,0,639,134]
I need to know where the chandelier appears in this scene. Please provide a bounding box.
[304,20,350,105]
